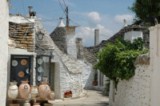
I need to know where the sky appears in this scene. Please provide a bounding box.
[9,0,135,47]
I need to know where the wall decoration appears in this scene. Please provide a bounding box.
[37,58,43,65]
[18,71,25,78]
[21,59,28,65]
[26,68,29,74]
[37,67,43,73]
[37,76,42,81]
[12,60,18,67]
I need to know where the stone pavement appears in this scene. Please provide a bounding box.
[50,90,109,106]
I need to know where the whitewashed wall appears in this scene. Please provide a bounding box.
[124,31,143,42]
[0,1,8,106]
[109,65,152,106]
[66,35,77,59]
[51,37,93,99]
[150,24,160,106]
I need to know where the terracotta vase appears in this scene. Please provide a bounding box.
[31,86,38,98]
[8,82,18,99]
[38,82,51,99]
[33,103,40,106]
[19,81,31,99]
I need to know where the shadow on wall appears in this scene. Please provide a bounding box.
[84,68,96,90]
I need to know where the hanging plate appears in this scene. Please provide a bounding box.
[18,71,25,78]
[37,58,43,65]
[26,68,29,74]
[37,76,42,81]
[12,60,18,67]
[21,59,28,66]
[37,67,43,73]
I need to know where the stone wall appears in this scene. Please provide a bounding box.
[50,38,94,98]
[0,1,8,106]
[149,24,160,106]
[109,57,151,106]
[50,27,67,53]
[9,22,34,52]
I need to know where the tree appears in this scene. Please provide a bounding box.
[130,0,160,25]
[95,38,147,85]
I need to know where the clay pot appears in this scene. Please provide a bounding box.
[49,91,55,100]
[8,82,18,99]
[23,100,31,106]
[38,82,51,99]
[31,86,38,98]
[33,103,40,106]
[19,81,31,99]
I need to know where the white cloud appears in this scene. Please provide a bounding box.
[114,14,134,24]
[96,24,113,41]
[76,24,112,47]
[87,11,101,22]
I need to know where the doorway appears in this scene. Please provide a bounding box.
[10,55,33,85]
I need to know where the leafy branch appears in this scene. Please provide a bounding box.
[95,38,148,87]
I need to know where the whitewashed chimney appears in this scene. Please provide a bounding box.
[94,29,99,46]
[58,18,65,27]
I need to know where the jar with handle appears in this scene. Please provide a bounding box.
[8,81,18,99]
[38,82,51,99]
[19,81,31,99]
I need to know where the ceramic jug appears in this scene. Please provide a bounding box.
[19,81,31,99]
[38,82,51,99]
[8,82,18,99]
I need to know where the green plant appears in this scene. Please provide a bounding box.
[95,38,148,87]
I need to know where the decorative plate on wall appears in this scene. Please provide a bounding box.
[37,67,43,73]
[12,60,18,67]
[18,71,25,78]
[26,68,29,74]
[21,59,28,66]
[37,58,43,65]
[37,76,42,81]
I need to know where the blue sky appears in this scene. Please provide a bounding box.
[10,0,135,46]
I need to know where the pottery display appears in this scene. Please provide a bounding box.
[8,82,18,99]
[23,100,31,106]
[38,82,51,99]
[49,91,55,100]
[19,81,31,99]
[31,86,38,98]
[33,103,40,106]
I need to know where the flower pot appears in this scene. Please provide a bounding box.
[19,81,31,99]
[8,82,18,99]
[38,82,51,99]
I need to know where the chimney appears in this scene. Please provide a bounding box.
[123,19,128,27]
[58,17,65,27]
[28,6,36,18]
[76,38,84,59]
[94,29,99,46]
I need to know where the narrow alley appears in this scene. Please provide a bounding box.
[52,90,109,106]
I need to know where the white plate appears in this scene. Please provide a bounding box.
[26,68,29,74]
[12,60,18,67]
[37,76,42,81]
[37,67,43,73]
[37,58,43,65]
